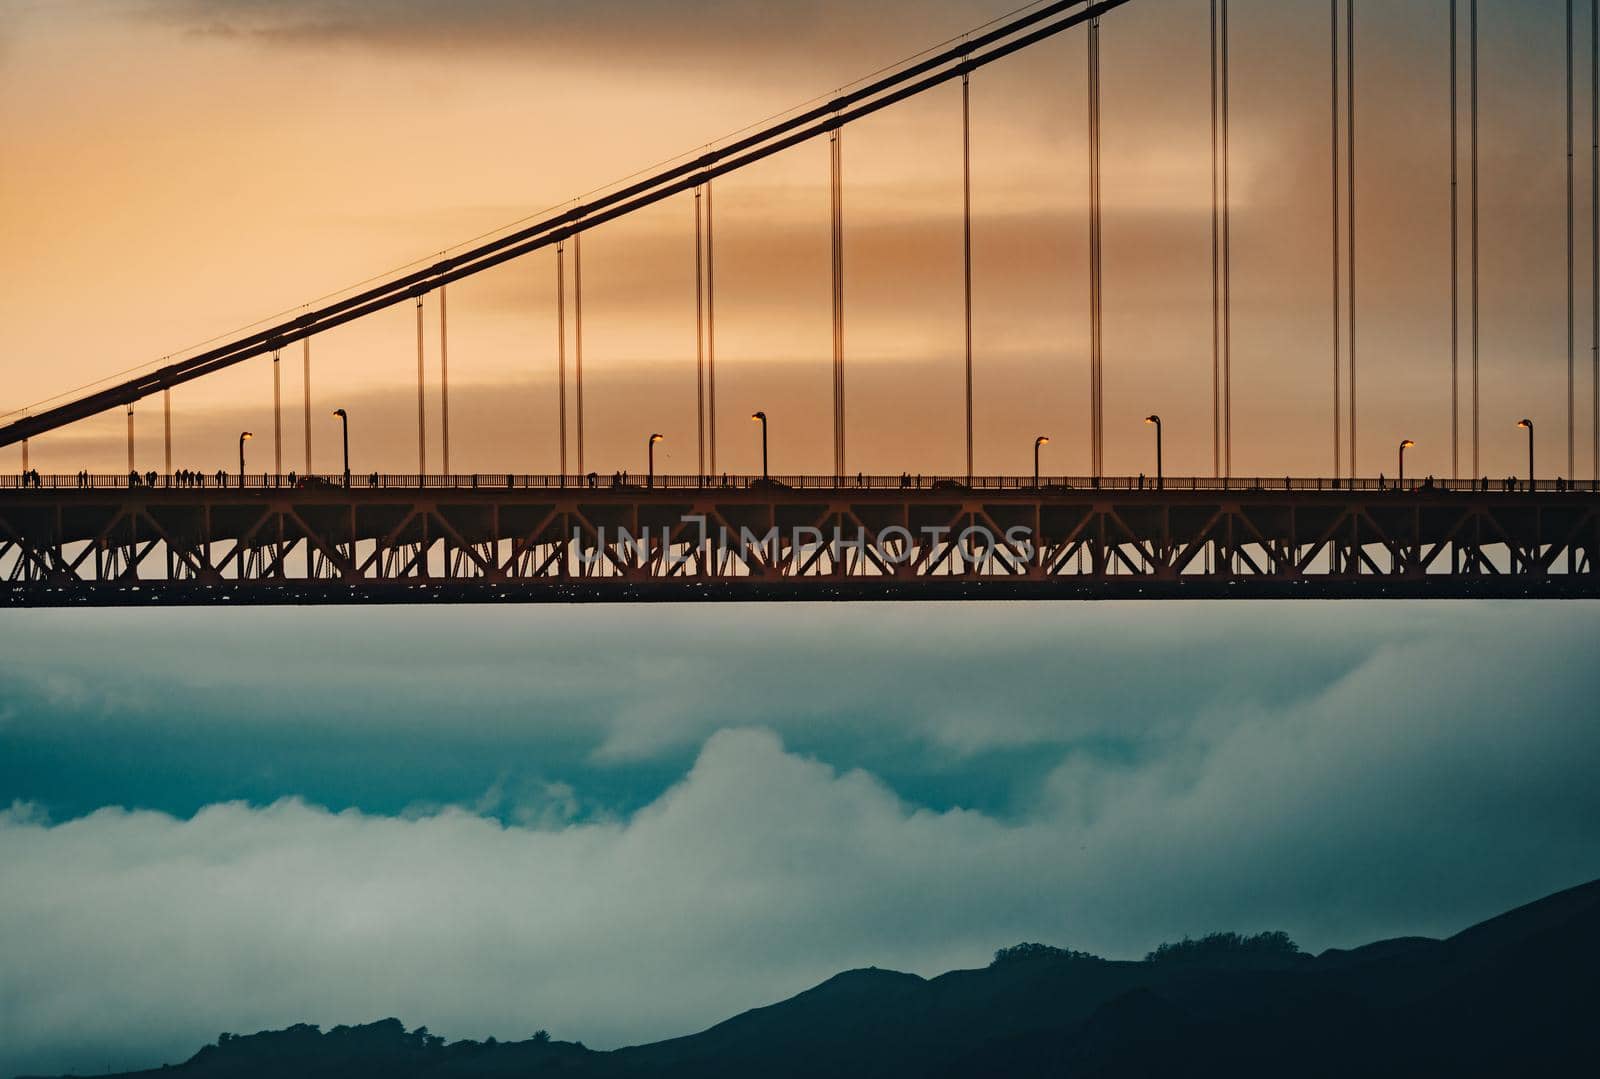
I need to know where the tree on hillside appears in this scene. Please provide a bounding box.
[991,942,1101,966]
[1145,930,1303,964]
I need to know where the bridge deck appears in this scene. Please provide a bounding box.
[2,477,1595,604]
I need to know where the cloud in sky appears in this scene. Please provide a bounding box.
[121,0,984,66]
[2,603,1597,1077]
[6,0,1585,479]
[0,604,1445,820]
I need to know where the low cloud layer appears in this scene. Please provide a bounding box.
[3,603,1597,1077]
[0,605,1479,820]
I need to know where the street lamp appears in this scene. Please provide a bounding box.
[332,409,350,487]
[1033,435,1050,489]
[751,411,768,481]
[238,431,253,485]
[1144,415,1163,490]
[647,432,664,489]
[1516,418,1534,490]
[1398,439,1415,490]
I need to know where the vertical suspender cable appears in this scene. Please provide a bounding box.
[707,178,718,476]
[416,295,427,476]
[164,387,172,475]
[831,126,846,479]
[302,338,312,474]
[1471,0,1480,477]
[557,243,568,479]
[1209,0,1222,473]
[126,403,134,474]
[1592,0,1598,481]
[1347,0,1357,478]
[830,129,838,476]
[1096,16,1106,476]
[1332,0,1343,479]
[20,438,26,474]
[1086,21,1093,475]
[575,229,586,478]
[839,129,847,477]
[1450,0,1459,478]
[1569,0,1577,480]
[1087,19,1095,476]
[1222,0,1232,478]
[695,186,706,477]
[962,68,975,482]
[440,284,451,476]
[272,349,282,476]
[1088,15,1104,477]
[1088,17,1100,473]
[1211,0,1222,479]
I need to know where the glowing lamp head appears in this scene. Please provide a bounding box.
[241,431,253,441]
[1400,439,1415,450]
[650,433,664,443]
[1517,418,1532,430]
[1145,414,1160,425]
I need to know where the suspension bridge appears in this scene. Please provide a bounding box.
[1,0,1597,604]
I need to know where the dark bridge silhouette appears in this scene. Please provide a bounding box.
[4,0,1599,603]
[2,473,1593,604]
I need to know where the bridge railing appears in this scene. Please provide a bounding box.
[4,472,1598,494]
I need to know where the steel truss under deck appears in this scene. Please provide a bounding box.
[2,479,1594,604]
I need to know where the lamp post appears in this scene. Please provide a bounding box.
[1516,418,1534,490]
[238,431,253,485]
[751,411,768,481]
[1033,435,1050,488]
[1144,414,1163,489]
[332,409,350,487]
[1398,438,1415,490]
[647,432,663,488]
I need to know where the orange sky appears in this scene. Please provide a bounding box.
[0,0,1592,479]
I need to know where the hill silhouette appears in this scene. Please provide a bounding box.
[23,878,1598,1079]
